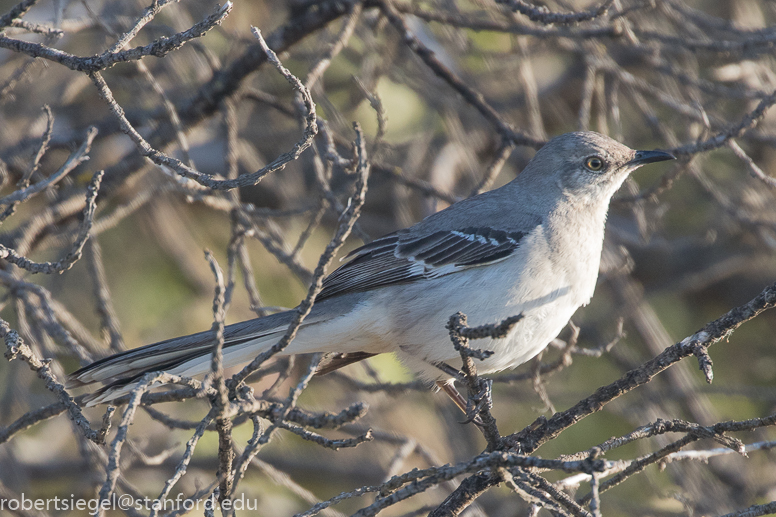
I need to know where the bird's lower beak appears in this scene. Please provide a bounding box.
[629,149,675,166]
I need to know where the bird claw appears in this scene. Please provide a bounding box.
[463,378,493,425]
[460,412,484,426]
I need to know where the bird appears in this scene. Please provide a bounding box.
[69,131,674,407]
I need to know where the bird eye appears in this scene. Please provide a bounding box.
[585,156,604,171]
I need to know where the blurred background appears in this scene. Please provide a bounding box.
[1,0,775,515]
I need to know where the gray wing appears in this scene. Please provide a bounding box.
[318,226,531,301]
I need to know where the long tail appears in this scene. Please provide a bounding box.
[69,311,297,406]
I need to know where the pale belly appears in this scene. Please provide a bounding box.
[301,254,589,381]
[281,231,597,382]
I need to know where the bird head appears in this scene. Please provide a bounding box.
[522,131,674,206]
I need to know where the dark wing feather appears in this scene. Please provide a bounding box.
[318,227,531,301]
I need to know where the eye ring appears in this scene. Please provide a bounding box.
[585,156,605,171]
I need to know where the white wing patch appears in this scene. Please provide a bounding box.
[449,230,509,247]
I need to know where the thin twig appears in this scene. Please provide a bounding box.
[229,122,370,386]
[0,169,103,274]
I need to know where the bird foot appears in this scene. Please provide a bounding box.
[463,378,492,425]
[436,380,485,427]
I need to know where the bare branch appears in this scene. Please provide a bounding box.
[0,126,96,206]
[1,318,111,444]
[0,169,102,273]
[0,3,232,72]
[496,0,615,25]
[229,122,369,385]
[379,0,544,149]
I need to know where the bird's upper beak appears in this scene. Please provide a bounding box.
[629,149,675,166]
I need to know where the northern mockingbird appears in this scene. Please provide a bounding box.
[69,131,673,406]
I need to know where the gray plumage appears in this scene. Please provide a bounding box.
[69,131,673,405]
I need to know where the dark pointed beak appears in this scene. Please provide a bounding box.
[629,149,675,166]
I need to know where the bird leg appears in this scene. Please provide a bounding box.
[433,361,492,427]
[434,361,467,382]
[435,380,485,428]
[436,380,469,413]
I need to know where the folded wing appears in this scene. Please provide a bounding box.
[319,226,529,301]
